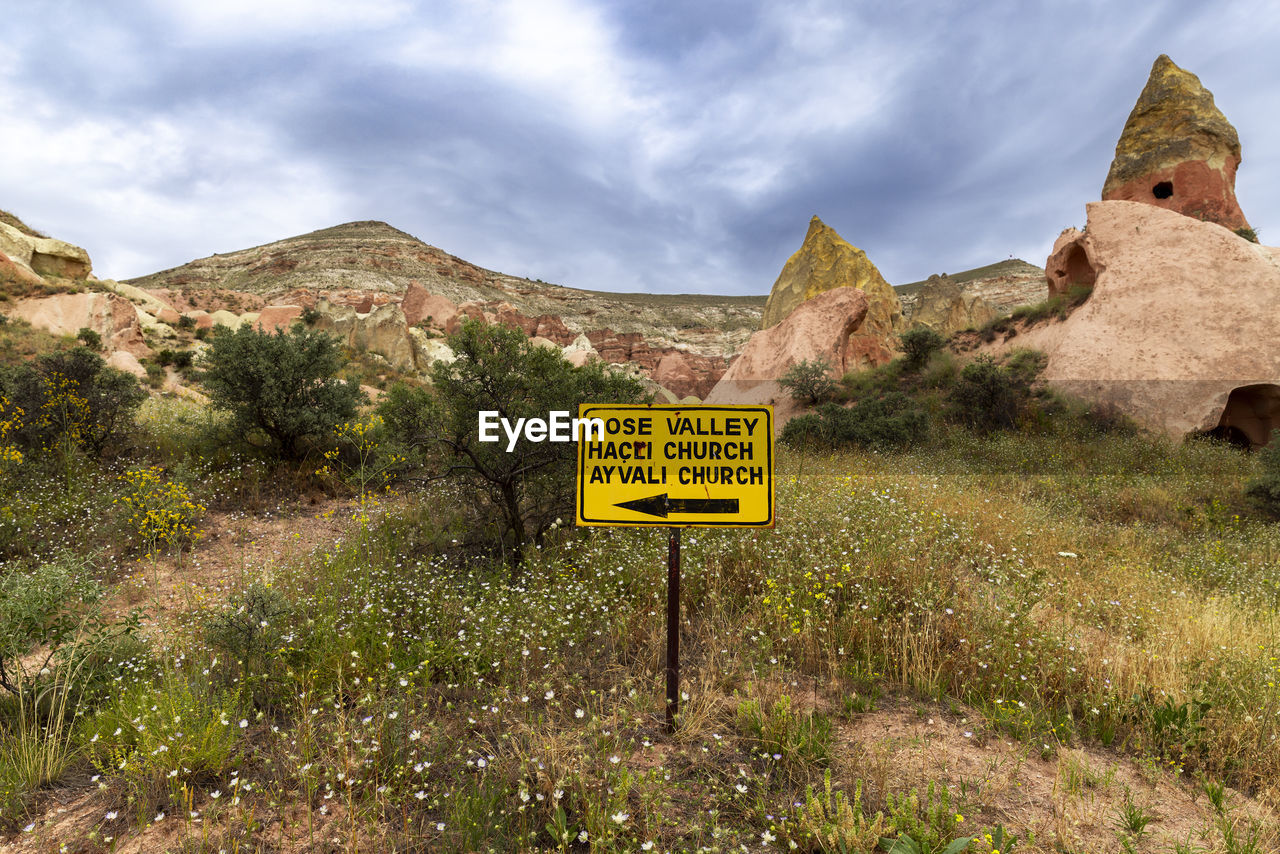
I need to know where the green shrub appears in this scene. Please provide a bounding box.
[199,325,364,460]
[1,347,146,457]
[919,350,958,389]
[949,355,1036,434]
[75,327,101,350]
[204,582,295,706]
[176,315,196,331]
[0,557,105,696]
[1245,430,1280,517]
[144,360,164,388]
[899,327,945,371]
[781,395,929,451]
[779,358,837,406]
[1235,226,1260,243]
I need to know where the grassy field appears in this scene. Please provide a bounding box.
[1,393,1278,853]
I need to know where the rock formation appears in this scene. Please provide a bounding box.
[255,305,304,332]
[401,282,459,329]
[706,287,870,430]
[760,216,900,368]
[996,201,1280,445]
[1102,54,1250,233]
[125,220,762,360]
[1043,228,1098,299]
[896,260,1046,319]
[908,274,995,335]
[0,221,92,282]
[9,292,149,356]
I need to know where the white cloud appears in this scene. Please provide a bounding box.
[150,0,412,41]
[0,78,347,278]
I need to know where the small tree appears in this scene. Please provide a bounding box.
[199,325,363,460]
[949,355,1035,433]
[899,327,945,371]
[779,359,837,407]
[382,319,648,567]
[2,347,145,459]
[76,327,102,350]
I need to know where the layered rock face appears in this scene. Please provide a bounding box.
[760,216,900,368]
[125,220,762,359]
[908,274,995,335]
[0,221,92,282]
[9,292,149,356]
[999,201,1280,445]
[1102,55,1250,232]
[706,287,870,430]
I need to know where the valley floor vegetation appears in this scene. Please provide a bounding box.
[1,317,1279,853]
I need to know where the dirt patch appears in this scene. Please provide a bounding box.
[834,693,1277,853]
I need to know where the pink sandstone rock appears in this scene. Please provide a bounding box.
[255,305,304,332]
[1044,228,1098,298]
[0,249,47,290]
[651,350,727,400]
[705,287,869,430]
[10,292,151,357]
[186,310,214,330]
[445,302,488,334]
[156,308,182,326]
[995,200,1280,445]
[400,283,458,329]
[106,350,146,378]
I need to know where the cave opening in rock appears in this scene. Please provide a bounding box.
[1208,384,1280,448]
[1152,181,1174,199]
[1061,243,1096,291]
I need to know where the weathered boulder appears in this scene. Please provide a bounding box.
[10,292,150,356]
[562,334,601,368]
[1102,55,1250,232]
[101,279,174,315]
[706,287,870,430]
[0,249,47,290]
[407,327,456,369]
[533,314,575,346]
[445,301,488,334]
[135,306,178,339]
[255,305,303,332]
[650,349,726,400]
[314,299,418,373]
[908,274,995,335]
[400,282,458,329]
[0,221,92,280]
[209,309,244,330]
[760,216,900,368]
[185,310,214,330]
[998,201,1280,445]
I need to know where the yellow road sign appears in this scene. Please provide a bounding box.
[575,404,774,528]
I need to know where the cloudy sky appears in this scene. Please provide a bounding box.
[1,1,1277,295]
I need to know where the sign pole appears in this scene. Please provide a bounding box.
[665,524,681,733]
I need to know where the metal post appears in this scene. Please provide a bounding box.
[665,525,681,733]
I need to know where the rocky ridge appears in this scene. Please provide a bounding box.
[126,221,763,359]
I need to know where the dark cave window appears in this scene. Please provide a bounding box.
[1152,181,1174,199]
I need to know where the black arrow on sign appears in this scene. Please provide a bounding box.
[615,493,740,518]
